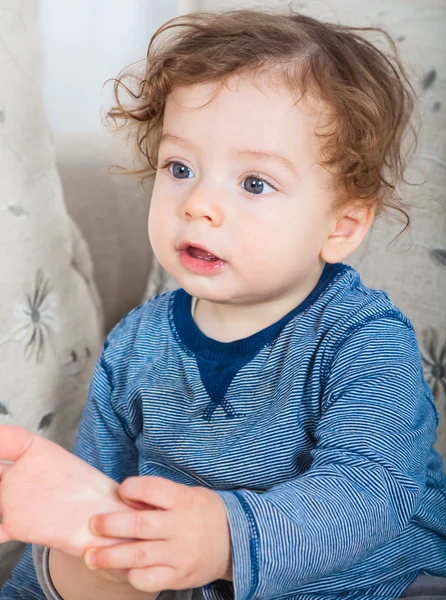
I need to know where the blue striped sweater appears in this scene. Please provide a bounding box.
[2,263,446,600]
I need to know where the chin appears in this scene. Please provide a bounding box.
[179,276,233,304]
[159,254,236,302]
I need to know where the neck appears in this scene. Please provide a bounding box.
[193,265,325,342]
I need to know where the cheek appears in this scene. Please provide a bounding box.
[147,201,159,245]
[235,205,322,273]
[148,193,172,254]
[234,215,291,271]
[237,206,300,250]
[149,175,175,221]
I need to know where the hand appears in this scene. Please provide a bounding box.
[85,476,233,593]
[0,425,134,558]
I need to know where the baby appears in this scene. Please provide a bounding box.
[1,8,445,600]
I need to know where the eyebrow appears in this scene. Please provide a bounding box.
[234,149,297,176]
[159,133,298,176]
[160,133,190,147]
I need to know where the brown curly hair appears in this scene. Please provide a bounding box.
[106,8,417,221]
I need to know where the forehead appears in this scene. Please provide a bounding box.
[163,74,326,159]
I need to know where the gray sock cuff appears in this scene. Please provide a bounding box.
[32,545,63,600]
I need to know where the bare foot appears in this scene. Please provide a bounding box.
[0,425,134,557]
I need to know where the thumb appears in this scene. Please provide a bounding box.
[0,426,33,462]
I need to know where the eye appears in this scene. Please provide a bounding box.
[167,162,194,179]
[242,175,276,195]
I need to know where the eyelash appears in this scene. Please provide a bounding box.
[159,160,278,193]
[159,161,191,179]
[245,172,278,193]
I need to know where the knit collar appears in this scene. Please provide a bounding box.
[173,262,347,362]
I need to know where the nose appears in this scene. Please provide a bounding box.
[181,186,223,227]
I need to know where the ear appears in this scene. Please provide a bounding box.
[320,203,375,264]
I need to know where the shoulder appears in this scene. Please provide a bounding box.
[303,267,438,417]
[313,263,412,337]
[299,264,420,370]
[99,289,179,384]
[308,265,425,382]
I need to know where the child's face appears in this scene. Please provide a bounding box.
[149,75,340,305]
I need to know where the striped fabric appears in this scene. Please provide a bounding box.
[1,263,445,600]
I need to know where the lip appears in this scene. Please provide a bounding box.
[177,240,226,275]
[178,240,219,257]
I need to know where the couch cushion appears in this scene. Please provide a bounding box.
[0,0,103,583]
[54,131,155,334]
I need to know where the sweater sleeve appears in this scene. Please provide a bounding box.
[216,317,438,600]
[70,345,140,481]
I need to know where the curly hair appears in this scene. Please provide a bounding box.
[106,8,418,222]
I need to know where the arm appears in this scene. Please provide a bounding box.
[0,420,143,600]
[48,550,155,600]
[216,318,437,600]
[47,340,143,598]
[0,314,144,598]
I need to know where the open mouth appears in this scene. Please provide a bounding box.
[185,246,220,262]
[178,242,226,274]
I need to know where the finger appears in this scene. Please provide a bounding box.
[91,509,171,540]
[119,476,185,510]
[86,540,171,571]
[128,566,178,593]
[96,568,129,583]
[0,426,33,462]
[121,498,154,511]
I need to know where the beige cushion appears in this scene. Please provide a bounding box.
[55,132,156,333]
[0,0,103,583]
